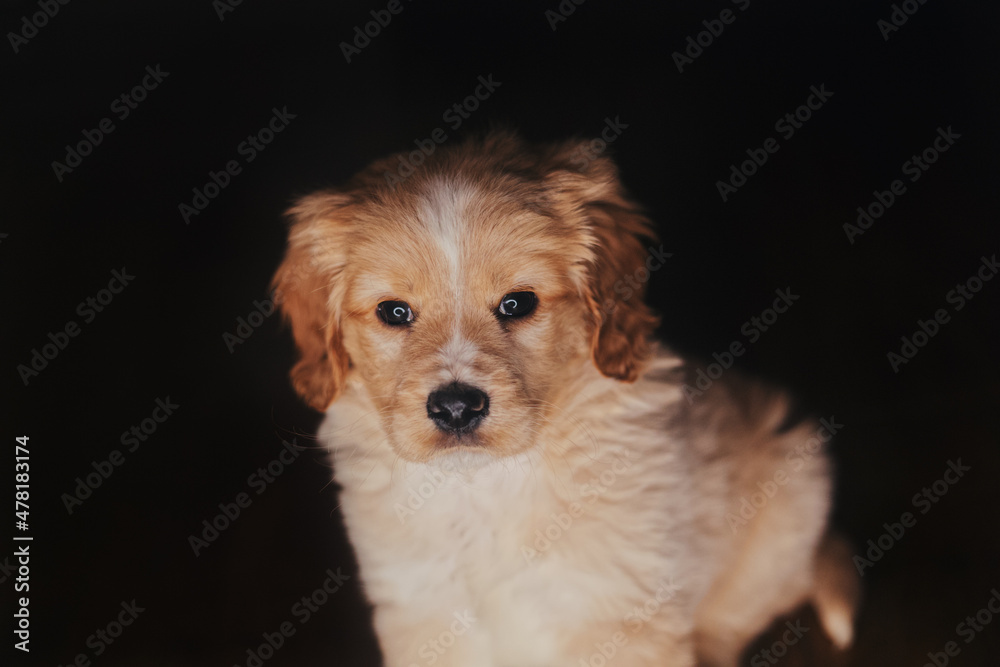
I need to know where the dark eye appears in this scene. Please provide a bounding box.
[376,300,414,326]
[497,292,537,318]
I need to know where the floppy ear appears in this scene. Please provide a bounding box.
[271,191,353,411]
[544,145,660,381]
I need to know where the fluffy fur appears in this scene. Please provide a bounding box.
[273,131,858,666]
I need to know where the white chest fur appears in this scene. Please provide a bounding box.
[321,365,703,666]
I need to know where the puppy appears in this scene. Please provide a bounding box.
[273,131,858,667]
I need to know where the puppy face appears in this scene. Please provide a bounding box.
[274,132,658,462]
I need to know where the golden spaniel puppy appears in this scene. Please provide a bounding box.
[273,131,858,667]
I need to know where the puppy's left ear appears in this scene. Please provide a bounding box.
[545,145,660,382]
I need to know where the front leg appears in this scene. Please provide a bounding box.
[374,604,492,667]
[566,613,697,667]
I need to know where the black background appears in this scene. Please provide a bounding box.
[4,0,999,665]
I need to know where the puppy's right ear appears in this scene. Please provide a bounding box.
[271,191,353,412]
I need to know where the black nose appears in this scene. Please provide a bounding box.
[427,383,489,433]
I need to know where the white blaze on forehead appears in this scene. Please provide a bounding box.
[417,177,478,294]
[419,177,485,385]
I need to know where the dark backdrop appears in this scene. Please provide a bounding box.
[4,1,999,665]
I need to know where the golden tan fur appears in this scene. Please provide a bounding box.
[273,131,857,666]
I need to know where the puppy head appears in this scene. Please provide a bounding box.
[273,132,658,462]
